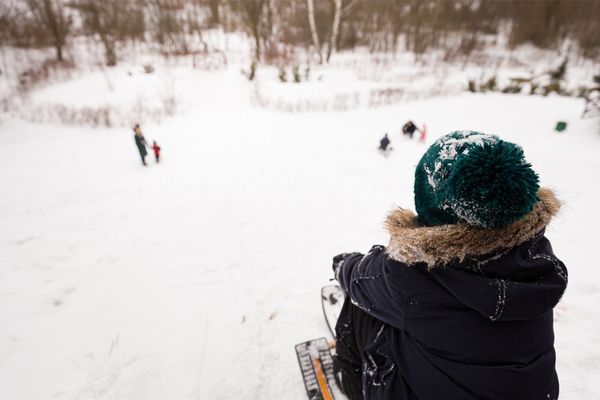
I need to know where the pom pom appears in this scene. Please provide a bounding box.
[414,131,540,228]
[446,140,539,228]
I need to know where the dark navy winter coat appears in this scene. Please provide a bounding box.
[336,231,567,400]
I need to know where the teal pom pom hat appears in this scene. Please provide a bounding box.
[414,131,540,228]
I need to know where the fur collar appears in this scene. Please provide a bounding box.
[385,188,561,268]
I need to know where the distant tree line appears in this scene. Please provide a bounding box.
[1,0,599,66]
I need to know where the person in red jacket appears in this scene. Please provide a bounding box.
[418,123,427,142]
[151,140,161,163]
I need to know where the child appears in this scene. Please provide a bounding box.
[151,140,161,163]
[418,123,427,143]
[379,133,391,151]
[332,130,567,400]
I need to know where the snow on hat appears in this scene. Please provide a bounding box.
[414,130,539,228]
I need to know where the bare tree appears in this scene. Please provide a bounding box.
[265,0,276,49]
[326,0,359,62]
[236,0,267,61]
[325,0,342,62]
[207,0,220,26]
[0,1,14,25]
[0,1,15,44]
[72,0,138,66]
[306,0,322,63]
[26,0,71,61]
[151,0,190,54]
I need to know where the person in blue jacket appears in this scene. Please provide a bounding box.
[332,130,567,400]
[379,134,391,151]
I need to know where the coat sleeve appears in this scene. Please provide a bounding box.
[335,245,405,329]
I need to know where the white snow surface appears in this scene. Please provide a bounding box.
[1,65,600,399]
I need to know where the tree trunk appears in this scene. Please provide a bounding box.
[254,27,261,61]
[100,34,117,66]
[326,0,342,62]
[27,0,69,62]
[265,0,277,56]
[208,0,220,26]
[306,0,322,64]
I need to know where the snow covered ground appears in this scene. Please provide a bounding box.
[1,62,599,400]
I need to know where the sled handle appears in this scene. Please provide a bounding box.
[313,358,334,400]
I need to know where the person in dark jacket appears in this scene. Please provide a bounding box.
[332,130,567,400]
[133,124,148,166]
[402,120,419,138]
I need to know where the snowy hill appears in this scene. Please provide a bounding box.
[1,62,600,399]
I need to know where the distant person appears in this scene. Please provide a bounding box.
[133,124,148,166]
[151,140,161,163]
[419,123,427,143]
[402,120,419,139]
[379,134,391,151]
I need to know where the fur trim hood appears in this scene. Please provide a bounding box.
[385,187,561,268]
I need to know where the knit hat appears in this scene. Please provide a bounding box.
[414,130,539,228]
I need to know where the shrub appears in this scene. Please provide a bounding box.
[143,64,155,74]
[241,61,257,81]
[278,66,287,82]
